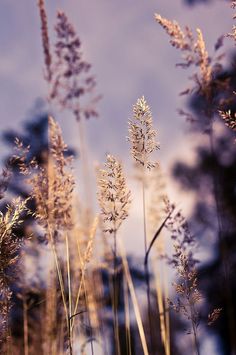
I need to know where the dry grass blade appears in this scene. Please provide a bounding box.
[118,240,149,355]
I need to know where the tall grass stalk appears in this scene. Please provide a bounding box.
[119,240,149,355]
[23,296,29,355]
[97,154,131,354]
[123,276,132,355]
[112,230,121,355]
[65,231,73,354]
[128,96,159,352]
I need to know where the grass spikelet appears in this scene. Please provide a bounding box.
[97,154,131,235]
[155,14,211,90]
[164,198,201,355]
[37,0,52,82]
[128,97,159,351]
[50,11,99,120]
[194,28,212,89]
[128,96,159,170]
[30,116,75,232]
[0,197,29,350]
[97,155,131,355]
[219,109,236,137]
[155,14,193,51]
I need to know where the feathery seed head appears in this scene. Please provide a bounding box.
[128,96,159,170]
[50,11,100,120]
[219,110,236,131]
[0,197,29,342]
[13,117,75,233]
[97,154,131,234]
[156,15,212,90]
[37,0,52,82]
[194,28,211,88]
[155,14,192,51]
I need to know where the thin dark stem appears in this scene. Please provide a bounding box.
[144,262,154,352]
[143,211,172,354]
[69,310,87,321]
[144,212,172,267]
[142,179,147,254]
[113,231,121,355]
[141,178,155,353]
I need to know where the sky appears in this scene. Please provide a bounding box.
[0,0,233,157]
[0,2,233,352]
[0,0,233,254]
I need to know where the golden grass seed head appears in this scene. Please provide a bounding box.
[97,154,131,234]
[128,96,160,170]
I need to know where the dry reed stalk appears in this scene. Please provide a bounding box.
[67,216,98,355]
[118,240,149,355]
[128,96,159,352]
[47,119,73,353]
[123,276,132,355]
[71,216,98,330]
[79,218,98,355]
[43,267,58,355]
[127,95,159,255]
[23,295,29,355]
[94,274,109,355]
[147,166,170,355]
[97,154,131,355]
[164,269,170,355]
[14,117,75,352]
[88,228,109,355]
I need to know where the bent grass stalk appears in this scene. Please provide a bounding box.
[123,276,132,355]
[118,240,149,355]
[128,96,159,351]
[71,216,98,331]
[97,154,131,355]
